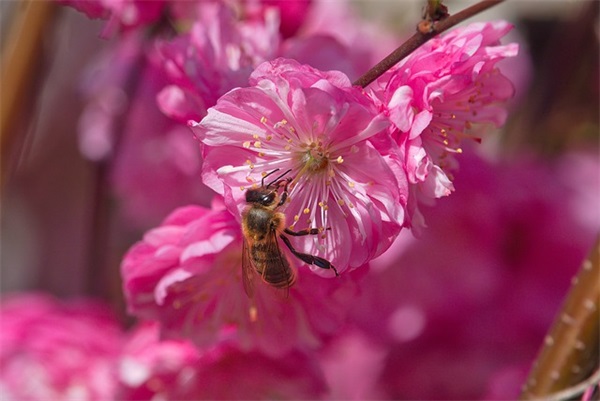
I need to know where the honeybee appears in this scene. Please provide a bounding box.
[241,169,339,297]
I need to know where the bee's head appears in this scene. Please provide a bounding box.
[245,187,278,207]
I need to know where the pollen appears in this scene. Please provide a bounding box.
[260,116,267,124]
[337,199,345,206]
[243,141,251,148]
[336,155,344,164]
[348,181,355,188]
[249,306,258,322]
[246,176,254,183]
[254,141,262,148]
[265,135,272,141]
[303,207,311,214]
[284,145,292,151]
[240,186,246,191]
[294,215,300,222]
[258,152,264,157]
[274,119,288,129]
[306,218,312,225]
[253,134,260,140]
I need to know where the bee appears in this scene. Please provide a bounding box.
[241,169,339,297]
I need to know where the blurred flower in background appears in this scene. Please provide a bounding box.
[1,0,598,400]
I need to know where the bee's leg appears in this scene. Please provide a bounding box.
[284,227,320,236]
[279,235,339,276]
[283,227,332,236]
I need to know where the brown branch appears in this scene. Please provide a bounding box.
[520,235,600,399]
[353,0,506,88]
[1,1,58,184]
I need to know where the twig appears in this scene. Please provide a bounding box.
[353,0,506,88]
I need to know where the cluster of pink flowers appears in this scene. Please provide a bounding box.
[0,295,326,400]
[4,149,598,399]
[10,0,596,399]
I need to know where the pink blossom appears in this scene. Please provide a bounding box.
[117,322,326,400]
[241,0,312,39]
[109,57,213,227]
[0,294,123,401]
[156,2,280,123]
[121,199,361,357]
[368,21,518,229]
[190,58,406,274]
[78,33,213,227]
[349,152,600,399]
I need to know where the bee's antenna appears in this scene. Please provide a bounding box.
[265,168,292,188]
[260,168,280,187]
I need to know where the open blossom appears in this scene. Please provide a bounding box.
[190,58,406,274]
[0,294,123,401]
[121,199,361,357]
[368,21,518,229]
[156,2,280,123]
[118,322,326,400]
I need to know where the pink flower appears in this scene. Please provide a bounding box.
[156,2,280,123]
[121,199,361,357]
[117,322,326,400]
[349,151,600,399]
[109,57,213,227]
[190,58,406,274]
[368,21,518,229]
[78,33,213,227]
[0,294,123,401]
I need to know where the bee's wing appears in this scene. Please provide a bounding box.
[265,230,295,296]
[241,238,256,298]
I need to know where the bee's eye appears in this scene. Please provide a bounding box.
[262,193,276,204]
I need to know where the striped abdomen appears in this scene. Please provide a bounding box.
[250,242,296,288]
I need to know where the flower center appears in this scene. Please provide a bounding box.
[300,141,330,173]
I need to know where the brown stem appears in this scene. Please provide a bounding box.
[353,0,506,88]
[1,1,58,185]
[520,235,600,399]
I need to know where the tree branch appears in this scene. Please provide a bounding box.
[353,0,506,88]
